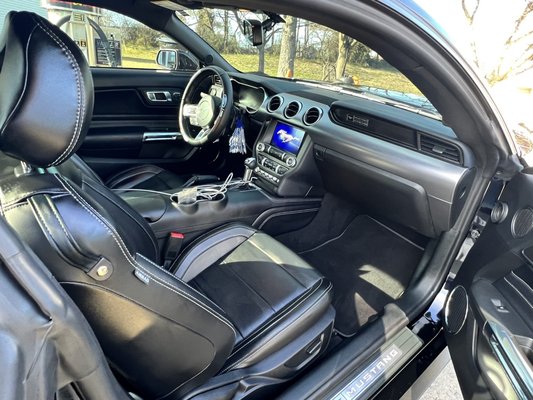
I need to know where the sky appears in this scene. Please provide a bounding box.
[415,0,533,152]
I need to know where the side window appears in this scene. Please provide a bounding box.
[36,1,198,71]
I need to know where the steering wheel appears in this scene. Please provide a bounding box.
[179,66,234,146]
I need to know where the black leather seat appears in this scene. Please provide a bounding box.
[103,162,219,191]
[0,11,335,400]
[0,152,217,190]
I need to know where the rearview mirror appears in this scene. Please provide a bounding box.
[243,19,264,46]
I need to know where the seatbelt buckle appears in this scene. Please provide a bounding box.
[163,232,184,269]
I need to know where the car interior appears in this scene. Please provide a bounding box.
[0,1,524,400]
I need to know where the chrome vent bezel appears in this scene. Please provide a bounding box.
[267,95,283,112]
[303,106,323,125]
[284,101,302,118]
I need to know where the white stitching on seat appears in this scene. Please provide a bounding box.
[83,178,159,258]
[47,197,76,242]
[2,189,65,208]
[3,202,30,212]
[136,252,229,313]
[32,17,84,166]
[55,175,237,335]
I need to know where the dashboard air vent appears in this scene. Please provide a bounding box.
[419,134,462,164]
[267,95,283,112]
[284,101,301,118]
[303,107,322,125]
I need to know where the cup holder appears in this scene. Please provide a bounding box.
[176,200,199,214]
[208,194,228,211]
[174,193,228,214]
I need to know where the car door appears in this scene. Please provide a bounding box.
[444,171,533,399]
[49,5,225,181]
[82,67,224,181]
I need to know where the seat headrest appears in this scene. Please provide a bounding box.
[0,11,93,167]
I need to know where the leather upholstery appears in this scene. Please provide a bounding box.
[0,12,93,167]
[105,163,219,191]
[0,12,335,399]
[0,170,236,398]
[0,150,217,192]
[177,225,333,371]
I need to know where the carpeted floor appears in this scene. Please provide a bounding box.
[298,215,424,336]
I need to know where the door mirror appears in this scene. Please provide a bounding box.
[156,49,198,71]
[243,19,264,46]
[156,49,176,69]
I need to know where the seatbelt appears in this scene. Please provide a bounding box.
[451,178,505,274]
[163,232,184,270]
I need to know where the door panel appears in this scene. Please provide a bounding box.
[79,68,223,180]
[445,173,533,400]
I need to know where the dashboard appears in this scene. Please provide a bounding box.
[229,74,475,238]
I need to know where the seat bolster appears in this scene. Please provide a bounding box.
[172,223,257,281]
[68,154,105,184]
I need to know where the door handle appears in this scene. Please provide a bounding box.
[143,132,181,142]
[145,91,172,102]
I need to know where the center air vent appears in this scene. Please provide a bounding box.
[419,134,462,164]
[267,95,283,112]
[284,101,301,118]
[303,107,322,125]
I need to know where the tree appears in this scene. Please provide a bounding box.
[277,16,298,77]
[462,0,533,84]
[335,33,352,79]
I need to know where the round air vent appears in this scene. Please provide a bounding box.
[511,208,533,238]
[303,107,323,125]
[444,285,468,335]
[284,101,301,118]
[267,95,283,112]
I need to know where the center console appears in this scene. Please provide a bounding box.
[120,119,324,255]
[253,119,322,197]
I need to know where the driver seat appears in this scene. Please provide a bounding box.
[0,12,335,399]
[70,154,219,191]
[0,152,219,191]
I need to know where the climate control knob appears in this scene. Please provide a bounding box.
[286,156,297,167]
[256,142,266,152]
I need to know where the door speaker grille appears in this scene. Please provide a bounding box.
[444,285,468,335]
[511,208,533,238]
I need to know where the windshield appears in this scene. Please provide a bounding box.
[176,9,438,115]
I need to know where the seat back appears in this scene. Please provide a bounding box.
[0,12,235,399]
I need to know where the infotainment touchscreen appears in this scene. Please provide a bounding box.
[270,122,306,155]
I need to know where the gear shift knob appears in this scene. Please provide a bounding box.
[244,157,257,170]
[243,157,257,183]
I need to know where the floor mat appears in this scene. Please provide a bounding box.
[299,215,424,336]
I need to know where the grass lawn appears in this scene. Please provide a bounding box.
[120,46,420,94]
[224,53,420,94]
